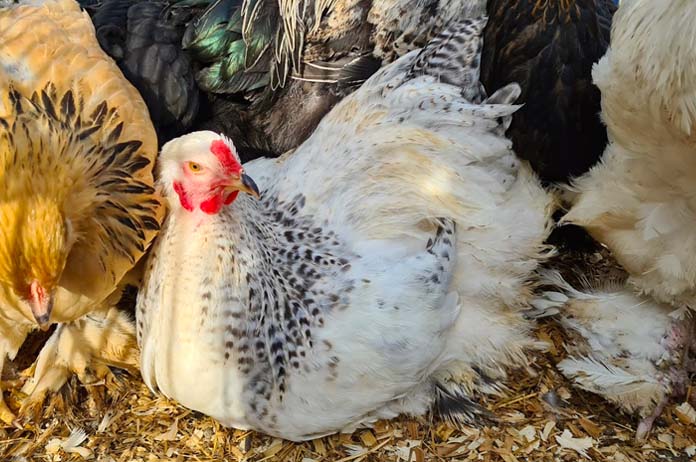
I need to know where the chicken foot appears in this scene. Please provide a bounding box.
[635,395,669,441]
[636,319,696,441]
[18,305,138,421]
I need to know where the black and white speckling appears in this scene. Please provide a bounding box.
[138,181,461,435]
[227,194,357,398]
[407,17,489,103]
[137,13,553,441]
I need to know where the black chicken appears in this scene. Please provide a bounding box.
[84,0,201,143]
[481,0,617,184]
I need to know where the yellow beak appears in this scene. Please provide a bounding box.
[225,172,260,198]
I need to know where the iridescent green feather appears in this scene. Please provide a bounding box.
[196,62,270,93]
[179,0,279,94]
[244,11,275,68]
[186,24,240,63]
[178,0,350,95]
[186,0,239,43]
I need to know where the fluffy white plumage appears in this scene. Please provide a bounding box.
[537,271,695,440]
[136,17,554,441]
[562,0,696,309]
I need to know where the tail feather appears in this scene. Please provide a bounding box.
[196,60,270,94]
[482,83,522,134]
[406,16,488,102]
[181,0,242,54]
[432,380,495,426]
[180,0,276,93]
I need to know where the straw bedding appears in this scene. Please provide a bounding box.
[2,316,694,462]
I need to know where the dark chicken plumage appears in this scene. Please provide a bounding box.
[81,0,201,144]
[78,0,381,160]
[77,0,483,161]
[481,0,616,184]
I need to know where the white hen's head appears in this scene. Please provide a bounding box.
[159,131,260,215]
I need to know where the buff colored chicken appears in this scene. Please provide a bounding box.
[0,0,163,423]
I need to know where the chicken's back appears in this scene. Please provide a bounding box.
[249,18,555,383]
[593,0,696,148]
[0,0,156,158]
[256,17,554,298]
[480,0,615,183]
[80,0,202,145]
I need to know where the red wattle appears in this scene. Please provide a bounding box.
[224,191,239,205]
[200,194,224,214]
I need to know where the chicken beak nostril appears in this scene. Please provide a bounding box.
[30,298,53,330]
[34,312,52,331]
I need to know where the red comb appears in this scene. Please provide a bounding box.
[210,139,241,175]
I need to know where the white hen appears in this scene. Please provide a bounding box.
[136,17,554,441]
[562,0,696,310]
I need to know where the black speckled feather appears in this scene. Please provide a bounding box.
[408,16,488,103]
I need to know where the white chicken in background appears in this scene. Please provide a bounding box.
[542,0,696,439]
[562,0,696,311]
[136,17,555,441]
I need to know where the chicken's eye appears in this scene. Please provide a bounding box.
[188,162,203,173]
